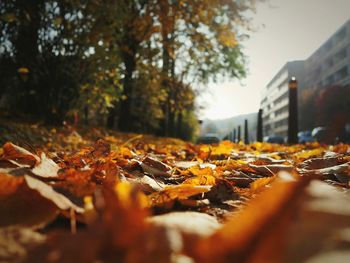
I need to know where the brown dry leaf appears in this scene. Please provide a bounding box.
[249,163,293,176]
[298,156,346,171]
[0,127,349,263]
[298,157,350,182]
[91,139,111,158]
[204,179,239,203]
[139,156,172,177]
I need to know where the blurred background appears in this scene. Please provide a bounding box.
[0,0,349,143]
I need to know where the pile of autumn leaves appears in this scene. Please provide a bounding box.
[0,138,350,262]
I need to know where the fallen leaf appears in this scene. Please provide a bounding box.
[24,175,84,213]
[148,211,220,237]
[148,185,211,207]
[192,178,310,263]
[31,153,59,178]
[0,226,46,262]
[2,142,39,167]
[0,173,58,227]
[139,156,172,177]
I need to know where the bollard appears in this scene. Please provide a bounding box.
[288,77,298,144]
[244,119,249,144]
[257,109,263,142]
[237,126,241,143]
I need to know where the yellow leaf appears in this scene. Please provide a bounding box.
[250,176,276,193]
[293,148,324,161]
[183,175,216,186]
[114,182,148,209]
[148,184,211,206]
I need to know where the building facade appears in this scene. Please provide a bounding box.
[260,61,305,138]
[261,18,350,139]
[304,18,350,89]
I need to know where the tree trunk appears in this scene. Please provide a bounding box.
[162,39,170,136]
[160,0,171,136]
[107,107,116,129]
[14,0,41,114]
[168,110,175,136]
[176,111,183,138]
[118,51,137,131]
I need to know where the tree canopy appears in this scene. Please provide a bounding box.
[0,0,256,139]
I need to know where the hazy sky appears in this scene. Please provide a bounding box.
[199,0,350,120]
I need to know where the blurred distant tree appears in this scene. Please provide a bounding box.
[0,0,122,123]
[155,0,254,136]
[105,0,255,134]
[1,0,256,139]
[105,0,158,130]
[316,85,350,135]
[299,85,350,141]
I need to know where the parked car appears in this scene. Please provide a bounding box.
[298,130,315,143]
[312,126,350,144]
[197,133,220,144]
[311,127,333,144]
[263,135,285,144]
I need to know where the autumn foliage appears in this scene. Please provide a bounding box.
[0,124,350,262]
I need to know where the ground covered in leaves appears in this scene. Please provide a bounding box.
[1,121,350,263]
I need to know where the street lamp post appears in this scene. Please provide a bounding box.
[288,77,298,144]
[244,119,249,144]
[237,125,241,143]
[257,109,263,142]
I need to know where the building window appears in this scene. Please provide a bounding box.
[334,48,347,62]
[335,66,348,81]
[324,75,334,86]
[275,105,288,117]
[325,57,333,68]
[274,119,288,128]
[273,91,288,105]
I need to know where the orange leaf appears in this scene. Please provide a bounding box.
[148,184,211,206]
[192,178,310,263]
